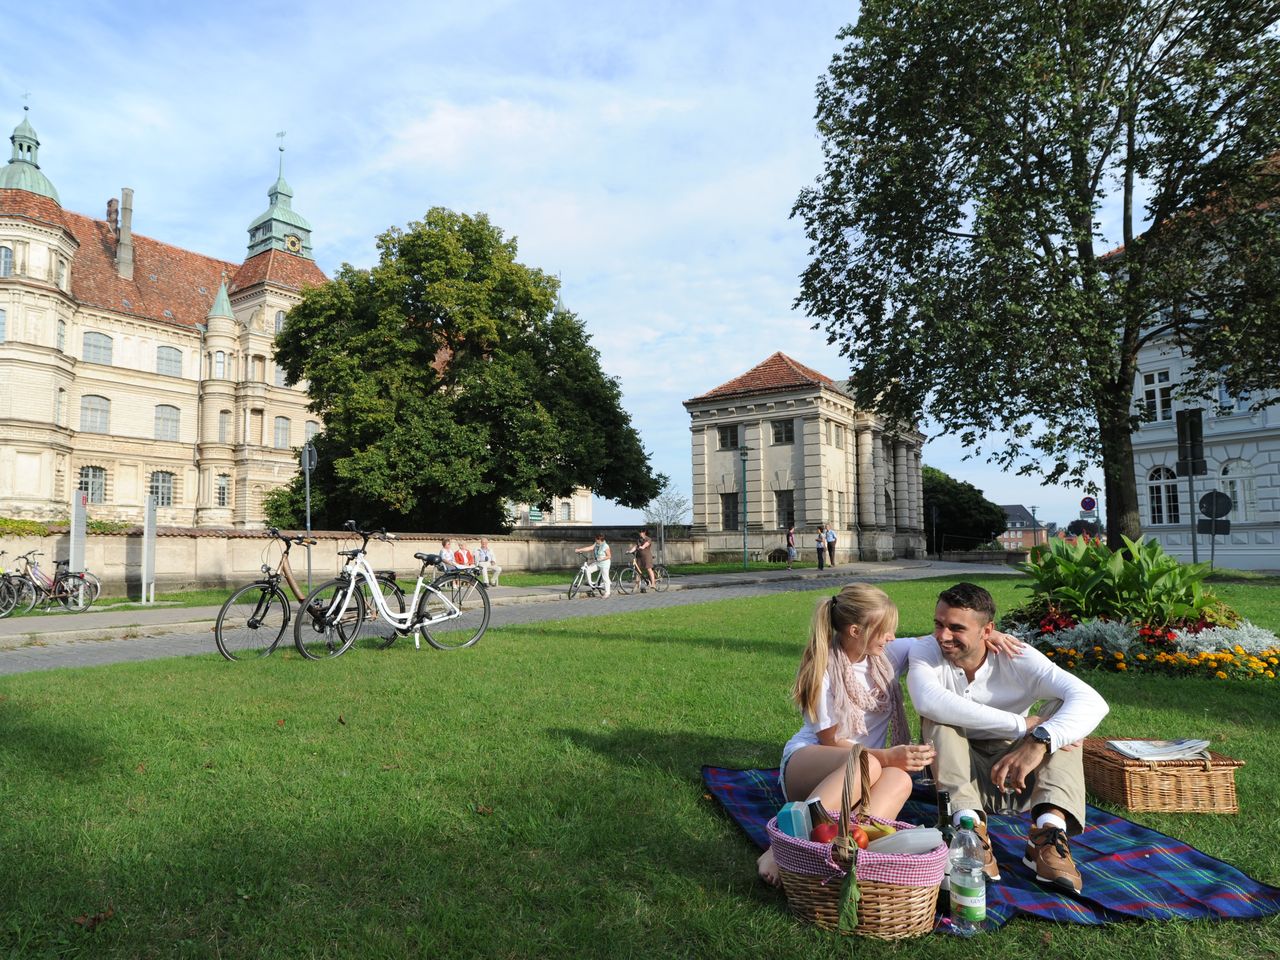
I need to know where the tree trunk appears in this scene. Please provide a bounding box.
[1098,404,1141,547]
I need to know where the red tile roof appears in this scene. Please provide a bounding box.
[685,351,843,403]
[0,190,327,330]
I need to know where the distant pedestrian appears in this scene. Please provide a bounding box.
[786,525,797,570]
[475,538,502,587]
[815,526,826,571]
[825,524,838,567]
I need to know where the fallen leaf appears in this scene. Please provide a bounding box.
[276,719,285,727]
[474,804,494,816]
[134,763,146,773]
[73,904,115,930]
[1041,932,1053,945]
[338,715,346,725]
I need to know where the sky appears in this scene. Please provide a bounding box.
[7,0,1105,529]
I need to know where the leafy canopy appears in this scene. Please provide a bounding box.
[795,1,1280,540]
[270,208,663,532]
[921,465,1008,553]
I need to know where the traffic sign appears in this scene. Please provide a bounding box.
[1197,518,1231,536]
[1080,496,1097,512]
[1199,490,1232,520]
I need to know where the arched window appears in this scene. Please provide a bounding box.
[1221,459,1257,522]
[275,310,286,334]
[213,350,226,378]
[83,332,113,365]
[273,416,291,449]
[156,346,182,377]
[80,395,110,434]
[215,473,231,508]
[154,404,180,441]
[78,465,106,504]
[559,501,572,522]
[148,471,175,507]
[0,245,11,277]
[1147,466,1181,525]
[218,409,232,443]
[305,420,319,440]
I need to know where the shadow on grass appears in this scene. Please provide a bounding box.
[525,623,797,659]
[547,725,777,778]
[0,702,112,779]
[1090,673,1280,738]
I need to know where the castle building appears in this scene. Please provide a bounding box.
[684,352,926,561]
[0,110,326,527]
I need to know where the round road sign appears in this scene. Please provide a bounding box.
[1080,496,1097,512]
[1199,490,1233,519]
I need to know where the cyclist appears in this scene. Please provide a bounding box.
[573,532,611,598]
[627,530,657,593]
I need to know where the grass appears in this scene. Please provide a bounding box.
[1,576,1278,958]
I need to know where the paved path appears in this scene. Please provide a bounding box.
[0,560,1019,675]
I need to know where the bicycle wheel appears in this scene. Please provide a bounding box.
[215,582,289,661]
[13,578,38,615]
[616,566,636,595]
[79,571,103,604]
[419,572,490,650]
[57,573,95,612]
[353,577,407,650]
[294,578,365,660]
[0,579,15,618]
[568,570,585,600]
[653,564,670,592]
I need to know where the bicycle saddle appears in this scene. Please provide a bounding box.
[414,552,442,564]
[337,549,362,558]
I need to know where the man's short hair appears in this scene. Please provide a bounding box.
[938,582,997,624]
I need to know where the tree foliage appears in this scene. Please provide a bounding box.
[1066,518,1101,537]
[794,1,1280,545]
[921,466,1008,554]
[269,208,664,532]
[642,487,692,529]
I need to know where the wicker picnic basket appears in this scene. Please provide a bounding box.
[766,745,948,941]
[1083,737,1244,814]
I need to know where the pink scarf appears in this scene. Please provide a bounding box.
[827,643,910,748]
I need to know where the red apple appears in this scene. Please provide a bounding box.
[810,822,839,843]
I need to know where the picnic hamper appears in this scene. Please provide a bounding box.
[1083,737,1244,814]
[766,745,947,940]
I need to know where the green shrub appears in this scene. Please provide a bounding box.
[0,517,52,537]
[86,518,136,534]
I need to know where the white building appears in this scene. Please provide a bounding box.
[1131,338,1279,569]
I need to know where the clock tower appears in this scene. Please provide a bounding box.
[245,142,313,259]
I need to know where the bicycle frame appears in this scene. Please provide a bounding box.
[329,549,469,640]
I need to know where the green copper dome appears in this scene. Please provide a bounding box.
[0,108,60,203]
[206,280,235,320]
[246,145,313,258]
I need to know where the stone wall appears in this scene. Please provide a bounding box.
[0,526,706,595]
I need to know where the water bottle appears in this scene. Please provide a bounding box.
[948,816,986,937]
[935,790,955,908]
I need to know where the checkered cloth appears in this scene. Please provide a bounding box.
[702,766,1280,928]
[766,814,947,887]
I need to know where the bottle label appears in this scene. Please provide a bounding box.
[951,882,986,922]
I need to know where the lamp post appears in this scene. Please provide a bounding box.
[739,446,750,570]
[1029,505,1039,549]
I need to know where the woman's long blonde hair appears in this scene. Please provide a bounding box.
[791,583,907,745]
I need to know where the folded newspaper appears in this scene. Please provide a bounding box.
[1107,739,1212,761]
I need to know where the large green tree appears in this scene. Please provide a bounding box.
[921,466,1008,554]
[794,1,1280,546]
[269,208,664,532]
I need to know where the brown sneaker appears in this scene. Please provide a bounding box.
[1022,825,1082,893]
[972,819,1001,882]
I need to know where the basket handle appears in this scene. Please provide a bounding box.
[834,744,872,860]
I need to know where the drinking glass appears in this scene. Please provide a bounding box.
[995,781,1021,816]
[916,736,936,787]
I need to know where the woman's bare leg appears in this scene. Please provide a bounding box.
[865,766,912,821]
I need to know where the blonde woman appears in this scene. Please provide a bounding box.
[758,583,1020,885]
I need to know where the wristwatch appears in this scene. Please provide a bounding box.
[1028,725,1052,752]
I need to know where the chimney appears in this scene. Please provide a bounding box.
[116,187,134,280]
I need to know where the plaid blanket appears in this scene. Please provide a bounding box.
[702,765,1280,928]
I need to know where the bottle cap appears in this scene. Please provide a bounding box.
[959,816,976,829]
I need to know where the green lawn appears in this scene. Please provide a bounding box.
[1,576,1277,958]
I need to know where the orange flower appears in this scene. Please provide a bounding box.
[1215,671,1228,680]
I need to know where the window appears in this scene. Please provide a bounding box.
[559,501,572,522]
[154,404,180,441]
[717,424,740,450]
[1142,370,1173,421]
[771,419,794,444]
[55,388,66,425]
[149,471,175,507]
[156,346,182,377]
[57,320,65,351]
[273,416,291,449]
[834,424,845,449]
[215,473,231,508]
[0,307,5,343]
[0,245,11,277]
[275,310,286,334]
[218,409,232,443]
[78,465,106,504]
[80,395,110,433]
[55,258,67,289]
[213,350,226,379]
[1221,460,1256,522]
[775,490,795,528]
[253,356,266,381]
[83,332,113,365]
[1147,466,1180,525]
[1217,382,1251,415]
[721,492,740,531]
[305,420,319,440]
[274,364,287,387]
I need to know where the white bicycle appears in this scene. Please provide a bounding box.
[293,521,490,660]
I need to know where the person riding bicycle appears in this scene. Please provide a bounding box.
[626,530,657,593]
[574,533,612,598]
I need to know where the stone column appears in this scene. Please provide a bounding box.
[894,441,909,531]
[689,424,708,531]
[911,446,923,530]
[802,415,824,532]
[856,427,876,529]
[873,430,887,527]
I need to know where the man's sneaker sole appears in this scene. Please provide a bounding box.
[1022,851,1082,893]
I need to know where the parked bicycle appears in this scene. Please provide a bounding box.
[8,550,98,614]
[293,521,490,660]
[615,560,670,594]
[0,552,21,618]
[214,527,405,661]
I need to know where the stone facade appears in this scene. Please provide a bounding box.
[684,352,925,561]
[0,113,325,527]
[509,487,594,526]
[1131,338,1279,569]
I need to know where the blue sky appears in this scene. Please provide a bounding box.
[7,0,1103,527]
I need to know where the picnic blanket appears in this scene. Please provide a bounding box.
[703,765,1280,927]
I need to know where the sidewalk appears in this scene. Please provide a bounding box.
[0,559,1018,650]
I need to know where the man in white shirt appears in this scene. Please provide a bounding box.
[907,582,1108,894]
[475,538,502,587]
